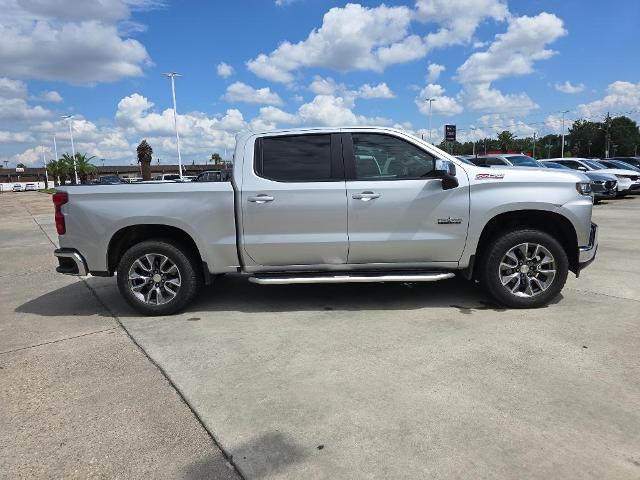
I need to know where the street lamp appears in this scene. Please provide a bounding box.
[163,72,184,180]
[425,98,436,143]
[41,145,49,189]
[560,110,569,158]
[61,115,79,184]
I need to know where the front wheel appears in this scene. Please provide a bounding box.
[479,229,568,308]
[117,239,202,316]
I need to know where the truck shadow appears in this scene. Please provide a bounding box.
[16,274,557,318]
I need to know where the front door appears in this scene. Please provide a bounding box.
[343,132,469,264]
[240,132,348,267]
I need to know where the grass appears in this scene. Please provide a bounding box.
[38,188,56,194]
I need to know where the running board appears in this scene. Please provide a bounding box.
[248,271,455,285]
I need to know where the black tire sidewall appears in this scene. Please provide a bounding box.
[117,239,200,316]
[480,229,569,308]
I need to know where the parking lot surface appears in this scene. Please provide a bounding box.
[2,191,640,479]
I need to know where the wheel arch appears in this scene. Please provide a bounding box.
[473,210,579,277]
[107,224,211,283]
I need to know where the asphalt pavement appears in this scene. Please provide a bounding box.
[1,191,639,479]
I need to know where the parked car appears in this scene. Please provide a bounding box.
[24,183,37,191]
[540,158,640,196]
[541,161,617,201]
[471,154,541,168]
[152,174,181,181]
[454,155,478,166]
[610,157,640,169]
[53,127,598,315]
[94,175,124,185]
[598,159,640,173]
[12,183,23,192]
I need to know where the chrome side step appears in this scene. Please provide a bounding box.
[249,272,455,285]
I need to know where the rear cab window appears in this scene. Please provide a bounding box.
[255,134,341,182]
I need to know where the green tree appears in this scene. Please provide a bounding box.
[568,119,603,158]
[16,163,26,169]
[137,140,153,180]
[497,131,515,153]
[60,154,77,184]
[609,116,640,157]
[74,153,97,184]
[210,153,222,164]
[46,159,63,186]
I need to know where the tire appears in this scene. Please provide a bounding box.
[479,229,568,308]
[117,239,202,316]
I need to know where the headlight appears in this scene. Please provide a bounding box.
[576,182,592,195]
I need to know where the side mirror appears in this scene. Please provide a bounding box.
[577,166,588,172]
[434,159,459,190]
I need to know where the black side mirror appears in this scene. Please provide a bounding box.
[434,159,459,190]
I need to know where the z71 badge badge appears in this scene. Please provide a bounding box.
[475,173,505,180]
[437,217,463,225]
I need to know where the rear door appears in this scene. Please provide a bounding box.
[343,131,469,264]
[240,133,348,267]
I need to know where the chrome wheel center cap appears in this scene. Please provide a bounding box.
[519,265,530,274]
[152,273,162,283]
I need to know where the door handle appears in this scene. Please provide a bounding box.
[248,194,274,203]
[352,191,381,201]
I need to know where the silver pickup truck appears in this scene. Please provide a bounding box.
[53,127,598,315]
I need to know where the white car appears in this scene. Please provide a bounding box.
[12,183,23,192]
[152,173,181,182]
[25,183,37,191]
[541,158,640,196]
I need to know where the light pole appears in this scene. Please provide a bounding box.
[53,135,58,160]
[41,145,49,189]
[560,110,569,158]
[425,98,436,143]
[62,115,79,184]
[163,72,184,180]
[532,131,537,159]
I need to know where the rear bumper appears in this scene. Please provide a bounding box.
[54,248,88,276]
[577,223,598,273]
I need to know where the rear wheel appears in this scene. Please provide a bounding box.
[479,229,568,308]
[117,239,202,316]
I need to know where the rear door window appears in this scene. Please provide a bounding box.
[256,134,333,182]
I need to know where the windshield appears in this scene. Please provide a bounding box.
[611,160,640,172]
[506,155,539,167]
[544,162,570,169]
[583,160,607,169]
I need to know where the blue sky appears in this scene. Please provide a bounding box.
[1,0,638,166]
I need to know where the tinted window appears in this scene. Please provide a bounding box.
[352,133,435,180]
[506,155,539,167]
[583,160,606,170]
[484,157,507,166]
[257,134,332,182]
[560,160,583,170]
[544,162,570,170]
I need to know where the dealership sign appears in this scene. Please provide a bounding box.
[444,124,456,142]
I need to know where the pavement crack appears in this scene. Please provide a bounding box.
[0,327,118,355]
[565,287,640,303]
[79,277,247,480]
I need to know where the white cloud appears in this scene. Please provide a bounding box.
[223,82,283,106]
[31,90,64,103]
[456,12,566,116]
[576,81,640,120]
[0,0,157,84]
[426,63,445,82]
[309,76,344,96]
[0,98,51,121]
[457,13,566,85]
[415,83,463,116]
[416,0,509,49]
[554,81,585,94]
[0,77,27,98]
[247,3,415,83]
[0,130,34,143]
[216,62,234,78]
[356,82,395,99]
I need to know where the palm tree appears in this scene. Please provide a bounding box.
[46,159,64,186]
[137,140,153,180]
[74,153,97,184]
[60,154,77,184]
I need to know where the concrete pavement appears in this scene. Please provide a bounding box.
[0,192,240,479]
[2,191,640,479]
